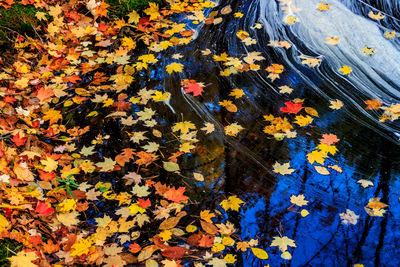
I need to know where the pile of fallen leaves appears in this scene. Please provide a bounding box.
[0,0,291,265]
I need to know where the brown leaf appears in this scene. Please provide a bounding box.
[200,220,218,235]
[159,216,181,230]
[161,247,187,259]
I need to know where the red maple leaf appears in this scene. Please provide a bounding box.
[182,80,204,96]
[36,86,54,102]
[280,101,303,114]
[35,201,55,216]
[163,187,189,203]
[11,133,27,146]
[137,198,151,208]
[3,96,16,104]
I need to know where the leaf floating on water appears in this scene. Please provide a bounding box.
[317,1,331,11]
[270,236,296,252]
[251,247,269,260]
[290,194,309,207]
[273,162,296,175]
[329,99,344,110]
[357,179,374,188]
[369,10,385,20]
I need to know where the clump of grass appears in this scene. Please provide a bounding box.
[0,238,21,266]
[105,0,163,17]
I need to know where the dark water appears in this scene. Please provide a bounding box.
[141,0,400,265]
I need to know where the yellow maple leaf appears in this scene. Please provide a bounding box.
[325,36,340,44]
[43,109,62,124]
[294,115,313,127]
[166,62,184,74]
[317,2,331,11]
[273,162,295,175]
[8,251,38,267]
[40,156,58,172]
[299,55,322,67]
[152,91,170,101]
[229,88,245,98]
[369,11,385,20]
[70,238,92,257]
[35,11,47,21]
[329,99,343,110]
[200,210,215,223]
[339,65,352,75]
[270,236,296,252]
[172,121,196,134]
[144,2,160,20]
[361,46,375,55]
[307,150,328,165]
[128,10,140,24]
[224,123,244,136]
[220,196,244,211]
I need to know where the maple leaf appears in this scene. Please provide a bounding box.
[290,194,309,206]
[96,157,116,172]
[144,2,160,20]
[325,36,340,45]
[369,11,385,20]
[339,65,352,75]
[298,55,322,67]
[40,156,58,172]
[220,196,244,211]
[357,179,374,188]
[270,236,296,252]
[35,201,54,216]
[278,85,293,94]
[307,150,328,165]
[273,162,295,175]
[172,121,196,134]
[294,115,313,127]
[229,88,245,98]
[329,99,343,110]
[320,133,339,145]
[43,109,62,124]
[182,80,204,96]
[364,99,382,110]
[339,209,359,225]
[164,187,189,203]
[201,122,215,134]
[123,172,142,185]
[11,133,27,147]
[224,123,244,136]
[280,101,303,114]
[166,62,184,74]
[8,251,38,267]
[361,46,375,55]
[36,87,54,102]
[317,1,331,11]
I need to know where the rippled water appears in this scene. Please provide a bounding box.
[148,0,400,265]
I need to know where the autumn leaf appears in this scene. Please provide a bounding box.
[317,1,331,11]
[298,55,322,67]
[320,133,339,145]
[270,236,296,252]
[220,195,244,211]
[329,99,343,110]
[364,99,382,110]
[273,162,295,175]
[290,194,309,206]
[280,101,303,114]
[251,247,269,259]
[369,11,385,20]
[8,251,38,267]
[166,62,184,74]
[11,133,27,147]
[339,65,352,75]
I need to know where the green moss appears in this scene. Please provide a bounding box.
[0,4,40,32]
[105,0,163,17]
[0,238,21,266]
[0,3,41,48]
